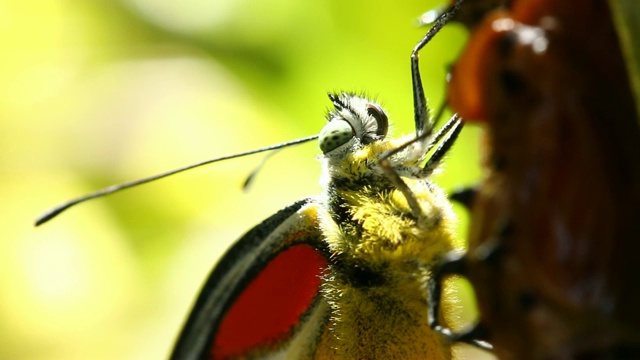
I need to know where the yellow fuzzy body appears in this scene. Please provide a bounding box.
[311,136,462,359]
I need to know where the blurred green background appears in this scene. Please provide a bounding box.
[1,0,482,359]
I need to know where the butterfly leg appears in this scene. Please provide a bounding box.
[411,0,465,137]
[378,113,463,219]
[427,251,494,350]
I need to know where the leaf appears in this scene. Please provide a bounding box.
[609,0,640,119]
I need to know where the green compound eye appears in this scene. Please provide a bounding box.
[319,120,354,153]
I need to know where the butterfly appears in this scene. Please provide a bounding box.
[35,1,489,359]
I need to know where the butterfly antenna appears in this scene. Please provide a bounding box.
[242,149,282,191]
[35,134,318,226]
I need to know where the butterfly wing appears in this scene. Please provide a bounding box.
[170,198,329,360]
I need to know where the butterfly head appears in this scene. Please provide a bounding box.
[319,93,389,156]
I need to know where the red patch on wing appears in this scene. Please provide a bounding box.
[212,244,327,359]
